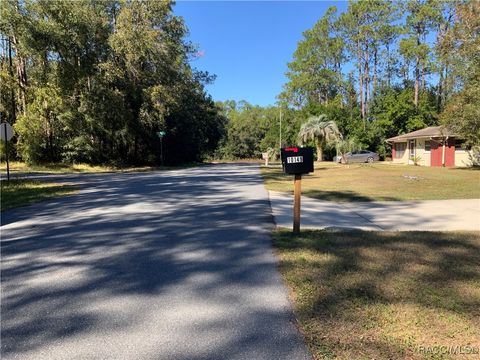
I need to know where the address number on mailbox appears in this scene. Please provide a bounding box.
[287,156,303,164]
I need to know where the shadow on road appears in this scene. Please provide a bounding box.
[1,164,309,359]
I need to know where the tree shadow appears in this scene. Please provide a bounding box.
[273,229,480,358]
[1,164,309,359]
[303,189,401,202]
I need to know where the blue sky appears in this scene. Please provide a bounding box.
[174,1,348,107]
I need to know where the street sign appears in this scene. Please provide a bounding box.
[1,122,14,141]
[157,131,166,165]
[281,147,314,175]
[1,122,14,182]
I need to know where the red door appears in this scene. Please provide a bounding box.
[430,138,455,167]
[431,139,442,166]
[444,137,455,167]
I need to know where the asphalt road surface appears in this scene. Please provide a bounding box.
[1,164,311,360]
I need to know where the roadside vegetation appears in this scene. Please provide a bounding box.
[262,162,480,201]
[0,161,157,174]
[1,180,77,211]
[216,1,479,162]
[1,1,225,167]
[0,161,204,174]
[273,229,480,360]
[2,1,478,168]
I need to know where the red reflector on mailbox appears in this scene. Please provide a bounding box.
[281,147,314,174]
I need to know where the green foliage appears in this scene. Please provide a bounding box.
[441,2,480,149]
[207,1,477,166]
[298,115,342,161]
[1,0,477,167]
[370,86,438,135]
[413,154,422,166]
[14,85,64,164]
[442,82,480,148]
[1,0,225,166]
[336,138,357,163]
[216,101,301,159]
[282,6,344,107]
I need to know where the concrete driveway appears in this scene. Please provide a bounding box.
[1,164,310,360]
[269,191,480,231]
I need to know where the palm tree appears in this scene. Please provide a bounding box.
[336,138,357,164]
[298,115,343,161]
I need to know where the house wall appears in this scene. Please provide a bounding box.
[395,137,473,167]
[415,138,431,166]
[455,150,473,167]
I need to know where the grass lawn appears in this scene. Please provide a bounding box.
[262,162,480,201]
[1,180,78,211]
[0,161,156,174]
[273,229,480,360]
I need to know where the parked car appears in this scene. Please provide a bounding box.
[334,150,380,164]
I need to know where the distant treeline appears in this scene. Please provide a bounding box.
[1,0,226,165]
[1,1,478,165]
[218,0,479,160]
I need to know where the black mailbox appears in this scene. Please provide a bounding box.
[281,147,314,175]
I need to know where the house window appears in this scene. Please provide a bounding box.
[424,141,431,152]
[395,143,406,158]
[455,139,470,151]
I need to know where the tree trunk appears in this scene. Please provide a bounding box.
[7,37,16,123]
[414,35,420,107]
[437,66,444,111]
[386,44,392,87]
[11,35,28,115]
[359,64,365,120]
[316,140,323,162]
[443,62,449,104]
[364,47,369,119]
[373,46,378,96]
[414,60,419,107]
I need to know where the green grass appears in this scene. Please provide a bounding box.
[1,180,78,211]
[262,162,480,201]
[272,229,480,360]
[0,161,157,174]
[0,161,211,174]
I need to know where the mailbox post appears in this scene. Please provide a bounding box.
[281,147,314,233]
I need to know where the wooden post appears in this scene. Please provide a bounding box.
[293,174,301,233]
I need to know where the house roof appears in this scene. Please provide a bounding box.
[386,126,454,142]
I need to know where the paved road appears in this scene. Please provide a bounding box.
[1,164,311,360]
[270,191,480,231]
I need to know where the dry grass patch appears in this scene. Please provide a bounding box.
[273,230,480,359]
[0,161,164,174]
[1,180,77,211]
[262,162,480,201]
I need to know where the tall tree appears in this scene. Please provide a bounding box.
[282,6,344,107]
[1,0,226,165]
[339,0,399,121]
[400,0,441,107]
[434,0,457,111]
[441,1,480,149]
